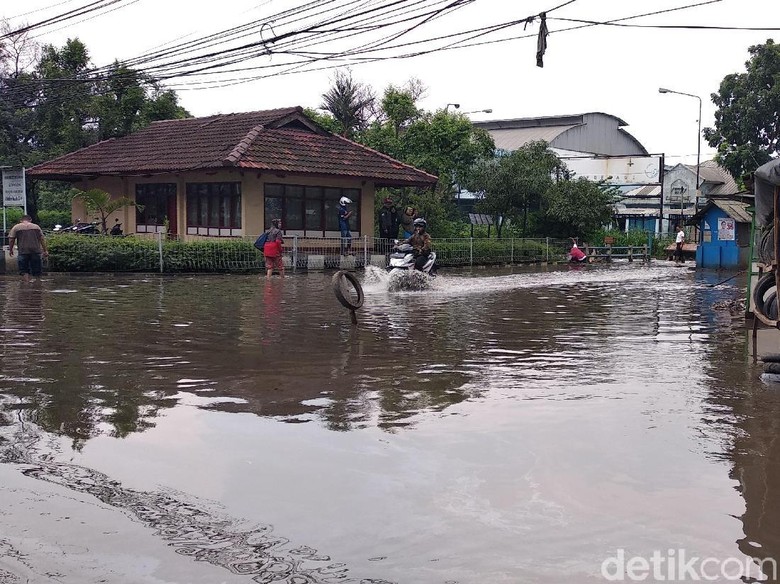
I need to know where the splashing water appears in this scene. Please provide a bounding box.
[362,266,436,292]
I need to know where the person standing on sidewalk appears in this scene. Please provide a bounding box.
[8,215,48,282]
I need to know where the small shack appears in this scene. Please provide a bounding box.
[688,197,752,268]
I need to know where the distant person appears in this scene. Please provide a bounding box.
[263,218,285,277]
[568,238,588,263]
[675,225,685,263]
[400,206,417,238]
[8,215,48,282]
[378,197,400,251]
[338,196,353,255]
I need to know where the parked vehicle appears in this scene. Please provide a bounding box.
[53,220,100,235]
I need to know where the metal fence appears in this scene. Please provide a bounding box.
[40,233,575,273]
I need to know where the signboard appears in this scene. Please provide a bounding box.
[2,168,26,208]
[718,218,735,241]
[557,154,663,186]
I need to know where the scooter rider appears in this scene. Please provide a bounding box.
[401,217,432,271]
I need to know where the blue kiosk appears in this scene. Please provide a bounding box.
[688,198,752,268]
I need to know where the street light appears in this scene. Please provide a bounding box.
[658,87,702,213]
[445,103,460,112]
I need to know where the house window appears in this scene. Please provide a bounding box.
[264,184,360,236]
[186,182,242,236]
[136,183,176,234]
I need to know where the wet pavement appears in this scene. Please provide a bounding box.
[0,263,777,583]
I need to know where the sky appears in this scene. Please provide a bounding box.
[3,0,778,167]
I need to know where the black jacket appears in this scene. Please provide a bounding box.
[378,206,400,239]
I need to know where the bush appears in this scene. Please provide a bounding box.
[46,235,262,273]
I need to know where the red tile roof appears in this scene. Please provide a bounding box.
[27,106,438,187]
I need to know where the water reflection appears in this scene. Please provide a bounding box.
[1,265,775,582]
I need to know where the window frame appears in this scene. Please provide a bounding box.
[185,182,242,237]
[264,183,360,237]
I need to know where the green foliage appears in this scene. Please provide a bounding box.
[36,181,79,212]
[320,69,374,138]
[72,188,140,234]
[704,39,780,178]
[592,229,672,258]
[37,209,72,229]
[46,235,263,272]
[303,108,340,134]
[464,141,562,237]
[539,178,620,239]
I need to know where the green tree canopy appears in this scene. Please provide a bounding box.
[464,141,562,237]
[704,39,780,179]
[539,178,619,239]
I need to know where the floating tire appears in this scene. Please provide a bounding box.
[761,354,780,364]
[332,270,364,310]
[752,272,779,326]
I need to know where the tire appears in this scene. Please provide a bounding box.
[753,272,778,324]
[332,270,364,310]
[760,226,775,265]
[760,354,780,364]
[765,362,780,374]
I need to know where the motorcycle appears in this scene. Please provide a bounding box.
[110,221,123,236]
[387,242,437,275]
[53,220,99,235]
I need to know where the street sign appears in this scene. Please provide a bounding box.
[2,168,26,208]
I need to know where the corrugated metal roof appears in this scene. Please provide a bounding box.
[489,125,578,151]
[712,199,752,223]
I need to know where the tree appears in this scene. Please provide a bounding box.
[320,69,374,138]
[704,39,780,179]
[464,141,562,237]
[73,188,140,234]
[539,178,620,239]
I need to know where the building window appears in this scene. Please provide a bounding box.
[186,182,242,236]
[136,183,176,234]
[264,183,360,236]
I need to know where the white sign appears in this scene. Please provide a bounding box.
[2,168,26,208]
[718,217,735,241]
[557,154,664,186]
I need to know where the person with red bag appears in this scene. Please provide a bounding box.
[263,218,285,277]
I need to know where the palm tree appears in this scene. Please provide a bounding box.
[73,188,141,234]
[320,70,374,139]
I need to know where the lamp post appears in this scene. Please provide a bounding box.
[445,103,460,112]
[658,87,702,215]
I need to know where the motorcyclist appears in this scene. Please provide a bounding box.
[400,217,432,271]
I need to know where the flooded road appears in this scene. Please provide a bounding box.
[0,263,776,583]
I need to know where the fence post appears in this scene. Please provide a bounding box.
[158,231,164,273]
[606,243,612,262]
[364,235,368,268]
[546,237,549,263]
[511,237,514,264]
[644,244,649,262]
[470,237,473,267]
[293,235,298,272]
[628,246,634,262]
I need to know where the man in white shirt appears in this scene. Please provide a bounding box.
[675,225,685,263]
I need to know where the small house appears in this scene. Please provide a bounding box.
[688,197,752,268]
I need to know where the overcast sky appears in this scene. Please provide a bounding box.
[4,0,777,167]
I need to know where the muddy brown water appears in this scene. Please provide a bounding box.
[0,263,777,583]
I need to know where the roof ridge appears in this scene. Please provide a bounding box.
[330,133,439,182]
[224,124,265,165]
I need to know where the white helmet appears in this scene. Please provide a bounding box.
[339,197,352,206]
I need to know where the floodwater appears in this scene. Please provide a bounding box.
[0,263,777,583]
